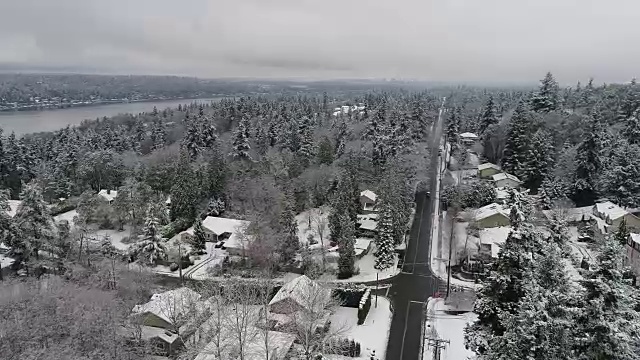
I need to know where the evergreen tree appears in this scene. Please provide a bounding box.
[0,190,18,263]
[278,196,300,268]
[524,129,554,192]
[573,112,604,206]
[150,118,167,151]
[12,182,55,265]
[316,136,335,165]
[337,213,356,279]
[614,219,630,247]
[230,117,251,160]
[501,101,532,180]
[128,216,168,266]
[623,110,640,145]
[192,216,207,254]
[374,201,395,270]
[601,143,640,207]
[298,116,315,165]
[181,117,201,160]
[334,119,348,158]
[446,106,461,146]
[530,72,560,112]
[479,95,498,134]
[576,240,640,360]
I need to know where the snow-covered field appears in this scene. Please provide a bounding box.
[296,206,331,248]
[320,246,399,283]
[423,297,477,360]
[327,296,392,359]
[54,210,134,250]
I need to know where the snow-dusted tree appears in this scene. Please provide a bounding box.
[374,201,395,270]
[337,213,356,279]
[192,216,207,254]
[623,110,640,145]
[298,116,315,165]
[614,219,630,247]
[575,240,640,360]
[501,101,532,181]
[446,106,461,146]
[128,216,168,266]
[150,117,167,151]
[524,129,554,192]
[278,195,300,268]
[12,182,55,265]
[479,95,498,134]
[230,117,251,160]
[182,118,201,160]
[530,72,560,113]
[316,136,334,165]
[0,190,18,269]
[572,112,604,206]
[600,142,640,207]
[334,118,349,158]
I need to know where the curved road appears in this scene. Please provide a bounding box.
[386,102,445,360]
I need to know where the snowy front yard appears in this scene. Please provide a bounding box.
[327,296,392,360]
[54,210,133,250]
[423,297,477,360]
[319,246,399,283]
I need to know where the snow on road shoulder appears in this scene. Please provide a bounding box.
[424,297,477,360]
[327,296,392,359]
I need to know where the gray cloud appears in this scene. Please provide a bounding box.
[0,0,639,84]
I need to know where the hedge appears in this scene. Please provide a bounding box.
[357,289,372,325]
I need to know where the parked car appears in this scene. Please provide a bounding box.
[214,241,225,249]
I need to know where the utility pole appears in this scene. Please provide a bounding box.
[446,209,456,298]
[178,241,183,285]
[425,336,450,360]
[375,272,379,308]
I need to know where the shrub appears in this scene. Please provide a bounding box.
[442,180,496,210]
[357,289,372,325]
[169,263,179,272]
[332,288,366,308]
[326,338,362,357]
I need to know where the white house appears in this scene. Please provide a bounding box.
[131,287,201,330]
[356,213,378,236]
[360,190,377,213]
[479,227,512,258]
[459,132,479,146]
[593,201,640,233]
[98,189,118,204]
[491,173,523,189]
[181,216,251,256]
[474,203,511,229]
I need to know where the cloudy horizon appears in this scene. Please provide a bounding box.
[1,0,638,85]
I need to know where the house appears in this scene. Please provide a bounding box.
[356,213,378,237]
[118,324,182,356]
[474,203,511,229]
[542,206,594,224]
[269,275,332,315]
[477,163,502,179]
[491,173,523,189]
[195,329,296,360]
[98,189,118,204]
[354,238,373,258]
[360,190,377,213]
[479,227,511,258]
[131,287,201,330]
[593,201,640,232]
[626,233,640,277]
[459,132,479,146]
[180,216,251,256]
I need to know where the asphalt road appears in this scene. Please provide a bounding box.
[385,102,445,360]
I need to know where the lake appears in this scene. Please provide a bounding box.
[0,98,221,135]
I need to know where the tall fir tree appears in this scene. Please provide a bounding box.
[298,116,315,166]
[230,117,251,160]
[129,216,168,266]
[446,106,461,146]
[278,195,300,268]
[192,216,207,254]
[573,112,604,206]
[12,182,56,265]
[524,129,554,192]
[530,72,560,113]
[374,201,395,270]
[337,212,356,279]
[614,218,630,247]
[479,95,498,134]
[501,101,532,180]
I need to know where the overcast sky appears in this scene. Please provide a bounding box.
[0,0,638,84]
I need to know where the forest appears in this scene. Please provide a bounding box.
[1,72,640,359]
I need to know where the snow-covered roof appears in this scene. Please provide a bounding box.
[7,200,21,217]
[475,203,509,221]
[630,233,640,246]
[594,201,628,222]
[355,238,372,250]
[491,172,522,184]
[201,216,250,236]
[496,189,510,200]
[478,163,501,171]
[491,243,502,258]
[479,226,511,246]
[98,189,118,202]
[269,275,331,313]
[459,132,478,139]
[360,190,377,202]
[131,287,201,326]
[357,213,378,231]
[542,206,593,223]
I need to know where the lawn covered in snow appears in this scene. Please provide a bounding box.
[327,296,392,360]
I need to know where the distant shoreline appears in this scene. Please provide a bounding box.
[0,96,227,113]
